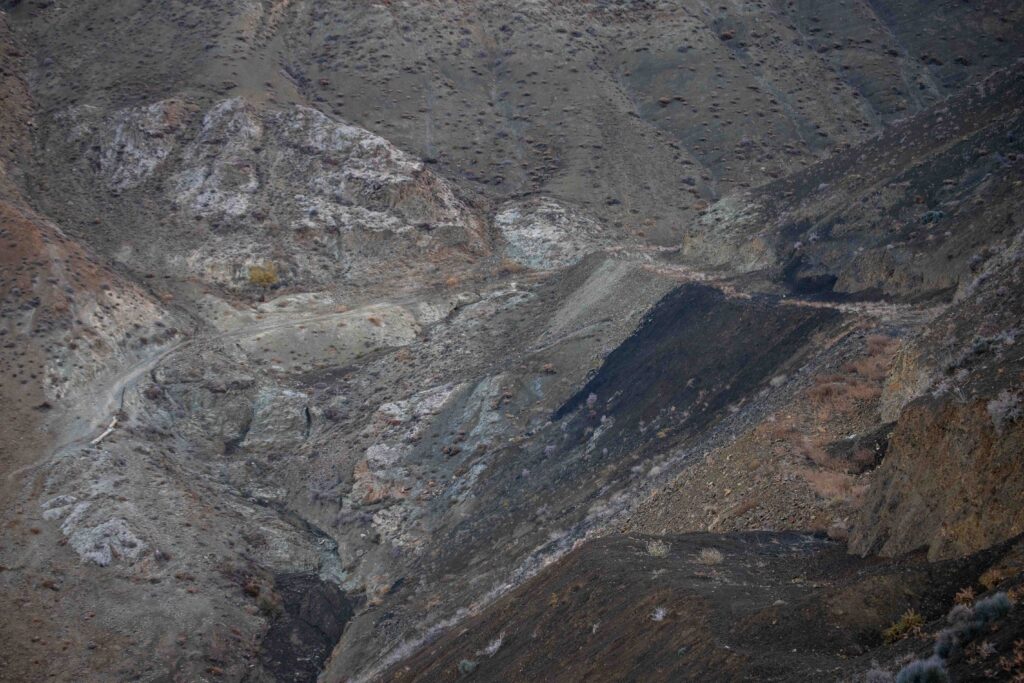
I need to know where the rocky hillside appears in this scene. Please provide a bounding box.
[0,2,1023,683]
[384,533,1024,682]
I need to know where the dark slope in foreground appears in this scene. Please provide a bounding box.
[386,533,1024,682]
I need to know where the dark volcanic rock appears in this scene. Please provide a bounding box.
[259,573,354,683]
[555,283,841,458]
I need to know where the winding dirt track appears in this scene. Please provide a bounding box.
[3,340,188,489]
[2,296,438,490]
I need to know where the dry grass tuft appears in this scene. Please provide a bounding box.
[646,539,670,558]
[696,547,724,565]
[883,609,925,644]
[797,468,867,505]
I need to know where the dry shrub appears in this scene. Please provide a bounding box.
[808,373,880,416]
[954,587,976,606]
[809,374,847,397]
[845,380,883,401]
[841,357,886,382]
[866,334,898,356]
[646,539,670,557]
[980,565,1019,590]
[697,547,724,565]
[248,262,278,287]
[844,335,898,381]
[806,336,897,416]
[883,609,924,644]
[760,416,799,442]
[796,437,836,468]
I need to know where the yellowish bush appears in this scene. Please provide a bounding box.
[248,262,279,287]
[883,609,924,644]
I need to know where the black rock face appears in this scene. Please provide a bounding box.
[555,283,841,458]
[259,573,354,683]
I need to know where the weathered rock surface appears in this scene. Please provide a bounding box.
[851,231,1024,560]
[853,398,1024,561]
[46,96,490,293]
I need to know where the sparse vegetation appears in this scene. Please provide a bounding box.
[646,539,670,558]
[697,547,723,565]
[980,565,1017,590]
[883,609,925,644]
[973,592,1012,623]
[248,262,279,288]
[894,656,948,683]
[954,586,975,605]
[799,468,862,503]
[992,637,1024,679]
[887,591,1016,680]
[808,335,897,419]
[7,5,1024,682]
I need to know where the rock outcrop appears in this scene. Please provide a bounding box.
[851,232,1024,560]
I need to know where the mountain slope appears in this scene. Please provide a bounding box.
[0,2,1022,683]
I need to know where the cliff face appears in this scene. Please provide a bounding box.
[851,232,1024,560]
[853,398,1024,561]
